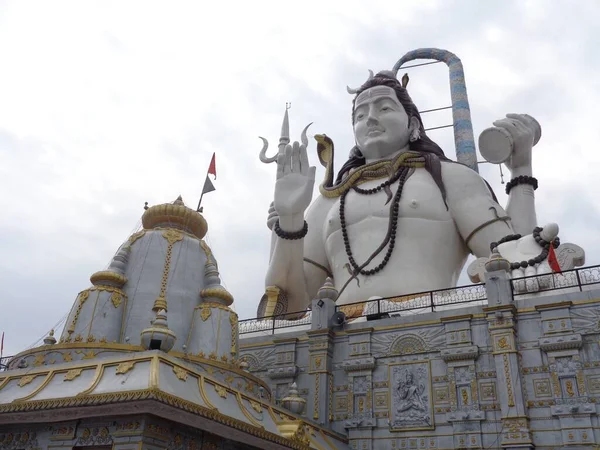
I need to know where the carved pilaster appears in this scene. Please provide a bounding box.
[484,304,533,449]
[440,314,483,448]
[307,328,335,426]
[535,301,595,447]
[344,328,376,433]
[268,338,299,403]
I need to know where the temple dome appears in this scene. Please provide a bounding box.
[7,196,233,369]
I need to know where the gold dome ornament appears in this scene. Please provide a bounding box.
[140,309,177,352]
[142,195,207,239]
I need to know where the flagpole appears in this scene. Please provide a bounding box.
[196,190,205,213]
[196,168,209,212]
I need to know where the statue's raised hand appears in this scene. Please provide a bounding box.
[274,141,316,226]
[492,113,539,173]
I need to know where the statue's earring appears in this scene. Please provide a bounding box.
[409,128,420,143]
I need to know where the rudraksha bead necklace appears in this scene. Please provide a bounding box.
[340,166,410,276]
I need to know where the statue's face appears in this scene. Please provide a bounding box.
[353,86,411,160]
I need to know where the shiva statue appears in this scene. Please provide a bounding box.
[258,50,584,317]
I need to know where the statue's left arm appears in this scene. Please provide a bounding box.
[443,162,514,258]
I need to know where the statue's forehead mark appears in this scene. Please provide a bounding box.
[355,95,398,110]
[355,86,399,106]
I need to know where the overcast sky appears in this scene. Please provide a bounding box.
[1,0,599,356]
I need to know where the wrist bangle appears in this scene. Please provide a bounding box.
[274,219,308,240]
[505,175,538,194]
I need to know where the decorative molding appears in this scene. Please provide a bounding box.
[440,345,479,362]
[173,366,188,381]
[571,307,600,335]
[503,354,515,407]
[18,375,37,387]
[214,384,227,398]
[239,348,276,372]
[372,328,444,357]
[341,357,376,372]
[64,368,83,381]
[116,361,136,374]
[267,365,298,379]
[539,334,582,352]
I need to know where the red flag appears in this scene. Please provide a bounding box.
[548,242,561,273]
[208,153,216,179]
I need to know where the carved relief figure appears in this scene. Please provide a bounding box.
[396,370,427,413]
[390,364,432,429]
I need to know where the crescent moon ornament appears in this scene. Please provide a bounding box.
[258,136,278,164]
[300,122,313,147]
[346,69,374,94]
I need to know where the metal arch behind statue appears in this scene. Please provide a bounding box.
[393,48,478,173]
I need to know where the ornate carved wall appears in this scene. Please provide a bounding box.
[240,276,600,450]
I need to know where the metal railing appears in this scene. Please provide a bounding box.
[238,310,312,336]
[0,356,12,371]
[334,282,487,319]
[511,264,600,296]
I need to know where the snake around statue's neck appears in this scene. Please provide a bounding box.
[313,134,426,198]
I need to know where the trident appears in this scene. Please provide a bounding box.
[258,103,312,166]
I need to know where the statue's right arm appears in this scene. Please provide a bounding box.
[265,195,334,313]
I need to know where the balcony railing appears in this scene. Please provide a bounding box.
[0,356,11,371]
[511,264,600,296]
[238,310,313,336]
[239,265,600,334]
[334,282,487,319]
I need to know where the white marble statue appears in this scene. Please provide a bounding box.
[260,70,583,316]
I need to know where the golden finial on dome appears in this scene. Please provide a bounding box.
[142,196,208,239]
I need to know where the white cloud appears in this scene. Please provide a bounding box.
[0,0,599,355]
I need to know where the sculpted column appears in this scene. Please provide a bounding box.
[483,260,533,449]
[307,280,338,426]
[342,327,376,450]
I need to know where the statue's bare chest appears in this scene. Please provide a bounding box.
[324,169,452,236]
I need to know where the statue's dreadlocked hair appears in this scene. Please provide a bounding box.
[336,72,452,205]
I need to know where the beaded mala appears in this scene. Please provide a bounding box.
[274,219,308,240]
[340,166,411,276]
[505,175,538,194]
[489,234,521,253]
[490,227,559,270]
